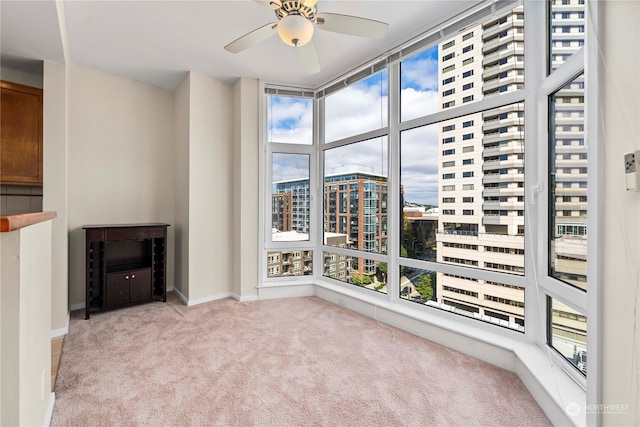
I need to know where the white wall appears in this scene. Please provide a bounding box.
[187,72,233,301]
[43,61,68,334]
[1,220,53,426]
[67,64,175,307]
[601,1,640,425]
[232,78,259,300]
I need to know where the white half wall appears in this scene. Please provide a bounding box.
[67,64,175,307]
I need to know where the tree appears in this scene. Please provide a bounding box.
[414,274,434,301]
[377,262,387,283]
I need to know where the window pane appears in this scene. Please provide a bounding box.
[272,153,310,241]
[402,267,525,332]
[323,251,386,294]
[548,0,585,73]
[324,71,388,142]
[549,297,587,376]
[549,74,587,291]
[267,250,313,277]
[324,137,388,257]
[400,3,524,122]
[399,267,436,305]
[267,96,313,144]
[401,104,525,276]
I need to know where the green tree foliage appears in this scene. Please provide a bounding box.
[414,273,434,301]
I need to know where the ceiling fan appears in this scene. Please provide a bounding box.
[224,0,389,74]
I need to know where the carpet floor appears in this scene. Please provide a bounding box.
[51,292,551,426]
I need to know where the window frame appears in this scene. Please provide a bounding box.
[258,1,600,423]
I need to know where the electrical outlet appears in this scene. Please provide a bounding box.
[625,152,637,173]
[625,151,640,191]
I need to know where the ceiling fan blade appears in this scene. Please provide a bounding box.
[254,0,281,10]
[298,41,321,74]
[224,22,278,54]
[316,13,388,39]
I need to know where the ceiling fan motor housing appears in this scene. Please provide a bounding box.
[275,1,316,21]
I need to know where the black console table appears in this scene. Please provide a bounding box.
[84,223,169,319]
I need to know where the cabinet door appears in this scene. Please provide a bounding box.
[106,272,130,307]
[129,268,152,303]
[0,81,43,185]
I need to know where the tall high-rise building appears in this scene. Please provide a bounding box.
[435,0,586,338]
[435,6,526,329]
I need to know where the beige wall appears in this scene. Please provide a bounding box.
[173,74,190,298]
[43,60,69,334]
[187,72,233,301]
[601,1,640,425]
[67,64,175,307]
[232,78,259,300]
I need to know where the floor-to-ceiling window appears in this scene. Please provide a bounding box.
[261,0,594,408]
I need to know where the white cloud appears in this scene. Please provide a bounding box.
[400,87,439,122]
[324,84,388,143]
[401,56,439,91]
[272,153,309,184]
[268,97,313,145]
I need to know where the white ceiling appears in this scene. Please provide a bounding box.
[1,0,483,92]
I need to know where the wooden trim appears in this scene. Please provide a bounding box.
[0,211,57,232]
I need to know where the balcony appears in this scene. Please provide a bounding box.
[482,32,524,54]
[482,201,524,211]
[482,187,523,198]
[482,46,525,68]
[482,130,523,146]
[482,158,524,172]
[482,144,523,157]
[483,173,524,185]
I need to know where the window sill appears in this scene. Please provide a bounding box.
[258,278,586,426]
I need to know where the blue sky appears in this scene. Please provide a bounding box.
[269,47,441,205]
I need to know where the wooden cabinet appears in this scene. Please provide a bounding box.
[0,81,43,185]
[84,223,169,319]
[106,269,152,307]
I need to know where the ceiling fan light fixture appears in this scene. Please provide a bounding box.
[277,14,314,47]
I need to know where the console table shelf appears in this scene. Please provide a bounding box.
[84,223,169,319]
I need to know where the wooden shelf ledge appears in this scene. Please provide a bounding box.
[0,211,57,232]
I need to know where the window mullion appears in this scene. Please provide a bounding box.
[388,62,401,303]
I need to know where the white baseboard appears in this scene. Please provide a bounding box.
[51,311,69,337]
[44,392,55,427]
[257,282,315,299]
[173,288,235,307]
[69,302,85,311]
[230,293,259,302]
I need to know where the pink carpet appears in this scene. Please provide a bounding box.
[51,292,551,426]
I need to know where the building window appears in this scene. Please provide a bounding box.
[463,70,474,78]
[462,44,473,53]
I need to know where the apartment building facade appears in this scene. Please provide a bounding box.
[435,0,586,341]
